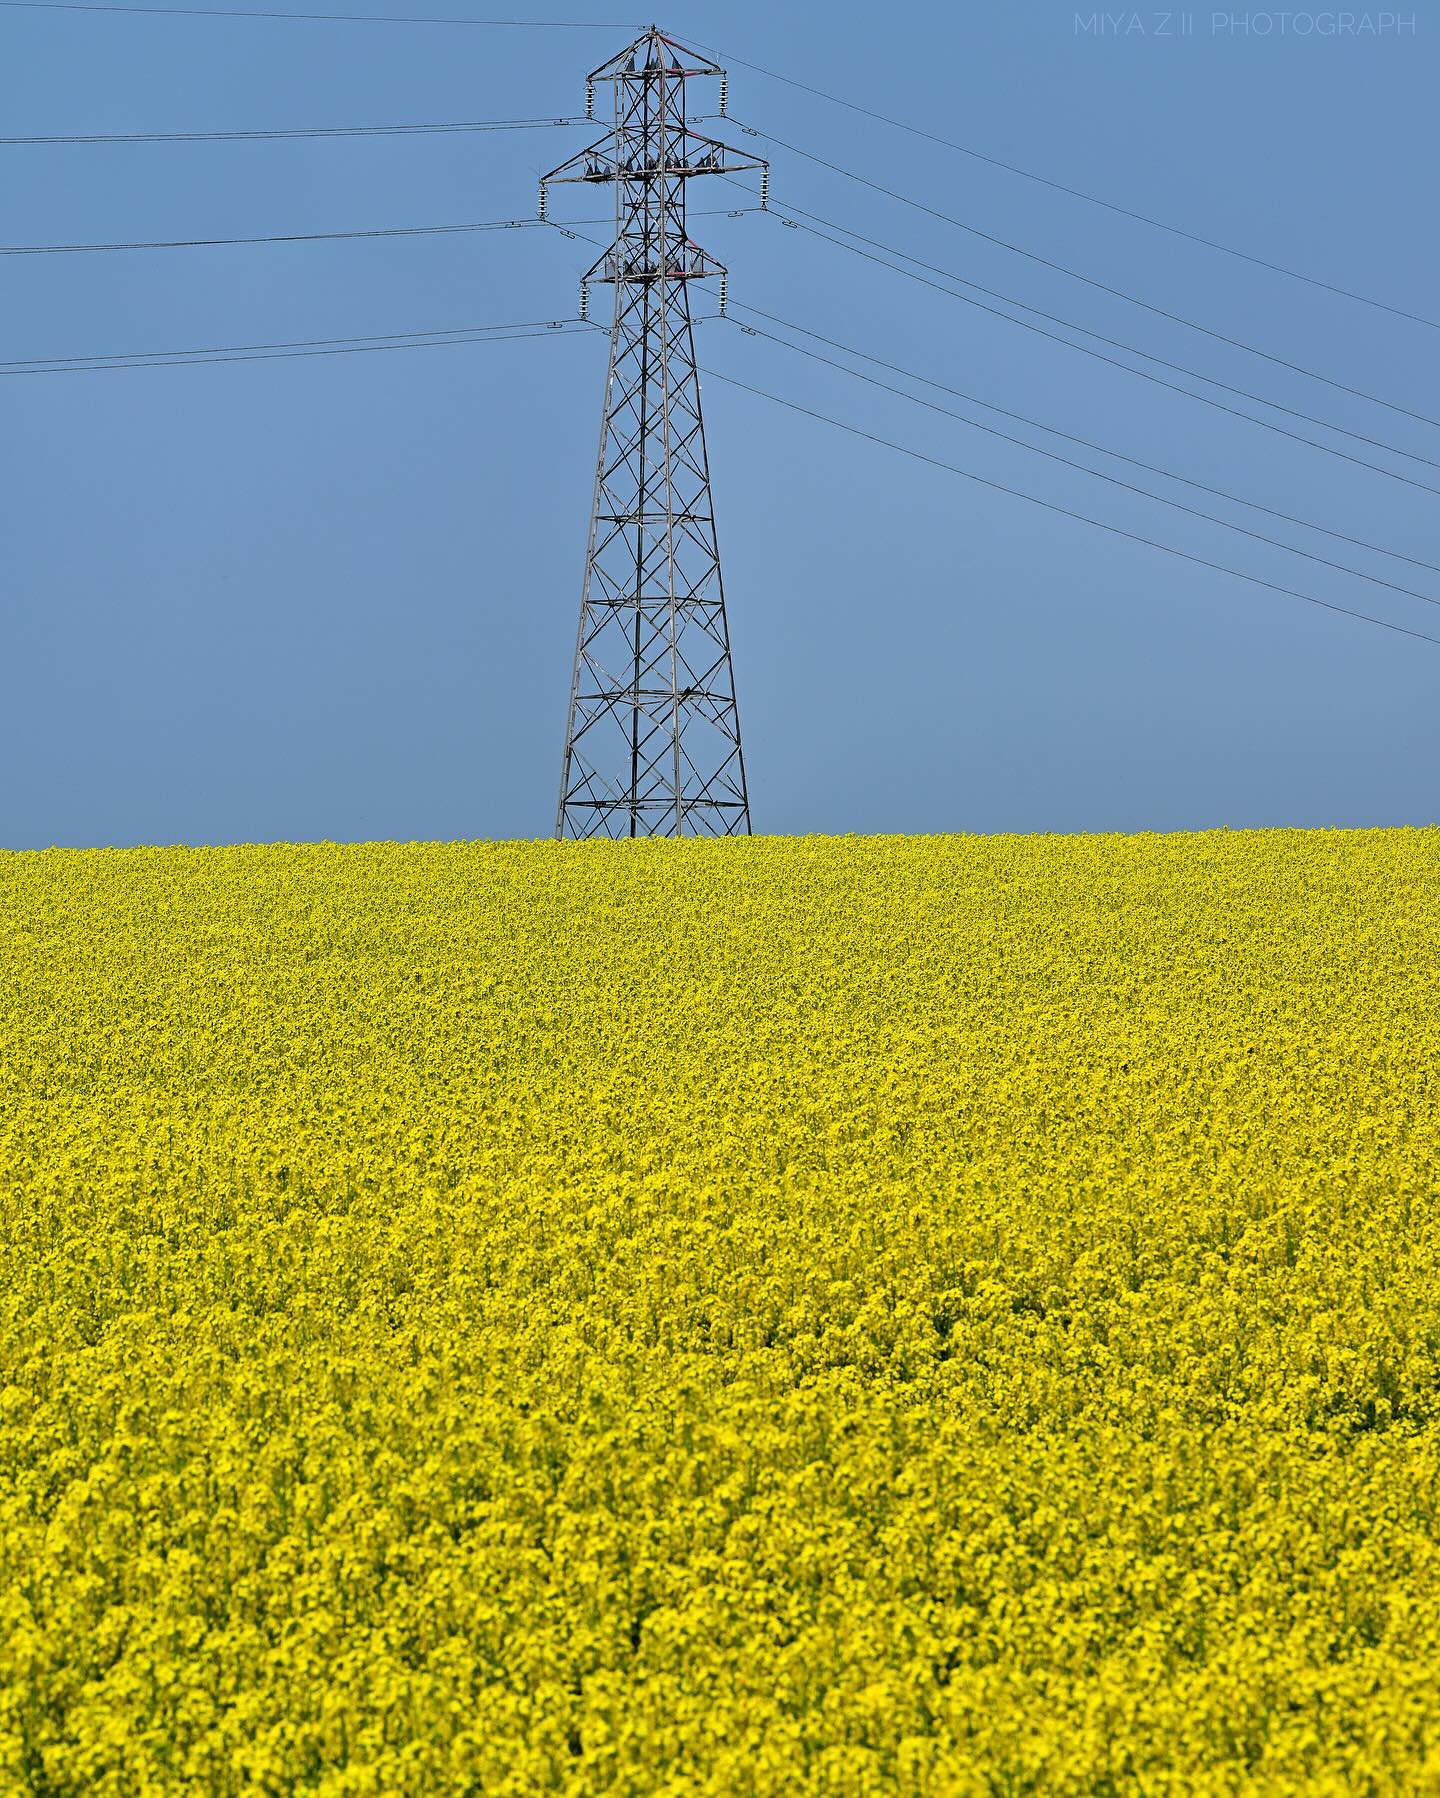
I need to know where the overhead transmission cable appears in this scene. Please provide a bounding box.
[737,181,1440,477]
[770,200,1440,491]
[1,116,588,143]
[0,1,633,23]
[48,282,1435,639]
[2,205,754,256]
[688,38,1440,333]
[698,363,1440,652]
[726,312,1440,612]
[11,0,1429,328]
[40,306,1420,623]
[1,318,588,374]
[727,302,1440,579]
[749,195,1440,500]
[1,215,590,253]
[733,118,1439,433]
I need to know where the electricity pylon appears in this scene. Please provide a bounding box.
[542,27,767,839]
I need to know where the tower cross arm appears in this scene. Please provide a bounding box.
[579,239,727,285]
[541,136,627,187]
[542,130,768,188]
[680,130,769,181]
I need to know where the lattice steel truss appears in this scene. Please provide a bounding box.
[543,28,767,838]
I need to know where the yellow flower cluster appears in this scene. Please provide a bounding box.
[2,830,1439,1794]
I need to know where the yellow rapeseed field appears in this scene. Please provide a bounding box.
[2,830,1439,1795]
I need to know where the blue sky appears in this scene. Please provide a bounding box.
[3,1,1436,846]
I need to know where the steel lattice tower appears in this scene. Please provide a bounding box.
[543,28,767,839]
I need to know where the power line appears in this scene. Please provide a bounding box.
[700,365,1440,652]
[60,324,589,370]
[12,0,1431,329]
[0,112,749,150]
[19,270,1428,589]
[728,302,1440,579]
[757,197,1440,500]
[690,38,1440,333]
[751,186,1440,475]
[727,313,1440,613]
[1,318,587,373]
[3,206,754,256]
[1,317,569,364]
[734,120,1440,437]
[1,216,570,253]
[0,1,632,22]
[1,116,587,143]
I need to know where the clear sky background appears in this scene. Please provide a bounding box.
[3,0,1436,846]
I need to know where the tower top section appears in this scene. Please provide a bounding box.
[540,23,767,302]
[585,25,723,84]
